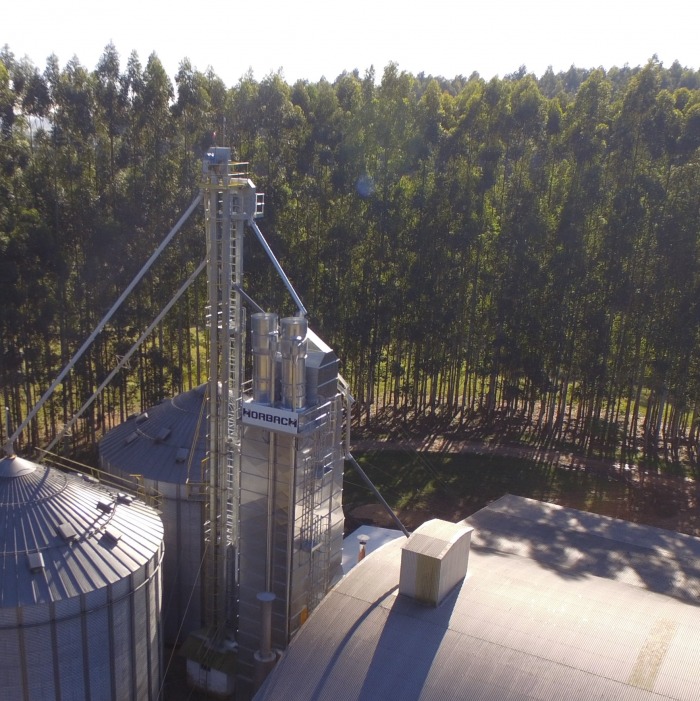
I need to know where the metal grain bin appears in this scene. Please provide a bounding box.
[98,385,207,645]
[0,454,164,701]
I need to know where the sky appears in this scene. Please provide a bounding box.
[3,0,699,87]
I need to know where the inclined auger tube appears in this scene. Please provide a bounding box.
[42,258,208,457]
[345,452,410,538]
[5,193,203,457]
[247,217,307,317]
[337,377,410,537]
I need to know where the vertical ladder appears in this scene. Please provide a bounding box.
[201,152,255,642]
[203,170,240,640]
[298,404,336,612]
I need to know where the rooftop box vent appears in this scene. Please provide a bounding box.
[175,447,189,463]
[27,552,45,573]
[103,526,122,543]
[155,427,171,443]
[96,499,114,513]
[57,523,78,542]
[399,519,474,607]
[136,412,149,424]
[125,431,138,445]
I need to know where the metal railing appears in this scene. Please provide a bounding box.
[40,450,163,511]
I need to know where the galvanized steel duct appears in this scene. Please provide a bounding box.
[253,591,278,690]
[251,312,279,405]
[246,217,307,317]
[279,317,308,411]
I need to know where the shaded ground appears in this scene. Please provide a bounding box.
[347,435,700,537]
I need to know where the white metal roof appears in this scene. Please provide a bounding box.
[341,525,406,575]
[254,494,700,701]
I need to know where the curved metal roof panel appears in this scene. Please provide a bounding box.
[98,384,207,485]
[0,456,164,608]
[255,495,700,701]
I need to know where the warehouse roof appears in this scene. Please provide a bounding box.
[254,494,700,701]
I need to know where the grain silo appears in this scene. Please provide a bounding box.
[0,452,164,701]
[98,383,207,645]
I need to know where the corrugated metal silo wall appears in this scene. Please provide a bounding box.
[97,457,204,646]
[0,540,163,701]
[98,387,207,645]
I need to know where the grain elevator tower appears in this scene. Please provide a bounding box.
[182,148,346,696]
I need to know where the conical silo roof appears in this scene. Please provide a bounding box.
[98,384,207,486]
[0,455,164,605]
[0,454,164,701]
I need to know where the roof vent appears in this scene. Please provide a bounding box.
[96,499,114,513]
[175,447,189,463]
[136,411,149,424]
[399,519,474,607]
[125,431,138,445]
[103,526,122,543]
[27,552,45,573]
[117,492,134,505]
[155,427,171,443]
[57,522,78,542]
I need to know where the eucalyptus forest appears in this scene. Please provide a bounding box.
[2,44,700,472]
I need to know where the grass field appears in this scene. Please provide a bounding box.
[344,448,698,535]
